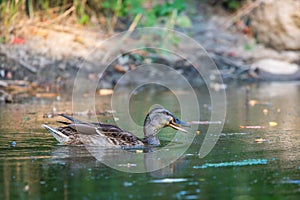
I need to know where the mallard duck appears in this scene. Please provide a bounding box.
[42,108,190,147]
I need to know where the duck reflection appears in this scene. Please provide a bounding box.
[50,144,189,177]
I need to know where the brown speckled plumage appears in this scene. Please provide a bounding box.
[43,108,189,147]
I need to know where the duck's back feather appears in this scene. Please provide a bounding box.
[44,114,144,146]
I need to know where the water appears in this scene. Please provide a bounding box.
[0,82,299,199]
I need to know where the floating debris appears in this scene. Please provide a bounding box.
[240,125,265,129]
[35,92,58,98]
[105,109,116,114]
[210,83,227,91]
[248,100,271,106]
[255,138,268,143]
[23,184,30,192]
[269,122,278,127]
[277,108,281,113]
[248,100,258,106]
[193,159,268,169]
[149,178,188,183]
[135,150,143,154]
[118,163,137,167]
[98,89,113,96]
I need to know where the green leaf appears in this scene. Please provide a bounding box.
[79,14,89,25]
[102,1,111,9]
[244,43,253,51]
[176,15,192,28]
[144,12,157,26]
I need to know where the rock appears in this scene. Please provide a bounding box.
[250,0,300,50]
[250,59,300,81]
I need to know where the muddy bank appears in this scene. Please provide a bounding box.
[1,1,300,103]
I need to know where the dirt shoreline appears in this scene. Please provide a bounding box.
[1,2,300,103]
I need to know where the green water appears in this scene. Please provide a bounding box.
[0,82,299,199]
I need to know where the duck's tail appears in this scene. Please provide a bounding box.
[42,124,70,144]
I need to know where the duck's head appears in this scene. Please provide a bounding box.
[143,107,190,145]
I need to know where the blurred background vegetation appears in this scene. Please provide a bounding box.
[0,0,244,41]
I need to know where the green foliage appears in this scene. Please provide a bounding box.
[99,0,190,28]
[176,14,192,28]
[0,0,191,38]
[221,0,244,11]
[225,0,240,10]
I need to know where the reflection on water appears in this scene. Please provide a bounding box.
[0,82,300,199]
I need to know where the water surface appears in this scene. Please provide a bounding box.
[0,82,299,199]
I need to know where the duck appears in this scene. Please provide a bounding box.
[42,107,190,147]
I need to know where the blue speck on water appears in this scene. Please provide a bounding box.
[40,180,46,185]
[11,141,16,147]
[271,157,276,161]
[150,178,188,183]
[281,179,300,185]
[123,181,133,187]
[176,190,187,196]
[193,159,268,169]
[188,181,199,186]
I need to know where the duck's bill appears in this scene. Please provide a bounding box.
[168,118,191,133]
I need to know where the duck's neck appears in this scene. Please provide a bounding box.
[143,125,160,146]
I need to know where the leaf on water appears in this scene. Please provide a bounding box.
[98,89,113,96]
[269,122,278,127]
[248,100,258,106]
[135,150,143,154]
[255,138,267,143]
[240,125,265,129]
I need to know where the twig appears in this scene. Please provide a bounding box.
[1,50,37,73]
[224,0,265,29]
[41,5,76,25]
[18,59,37,73]
[120,13,143,41]
[128,13,143,33]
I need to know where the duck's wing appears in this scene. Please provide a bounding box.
[62,123,143,146]
[45,114,144,146]
[95,124,144,146]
